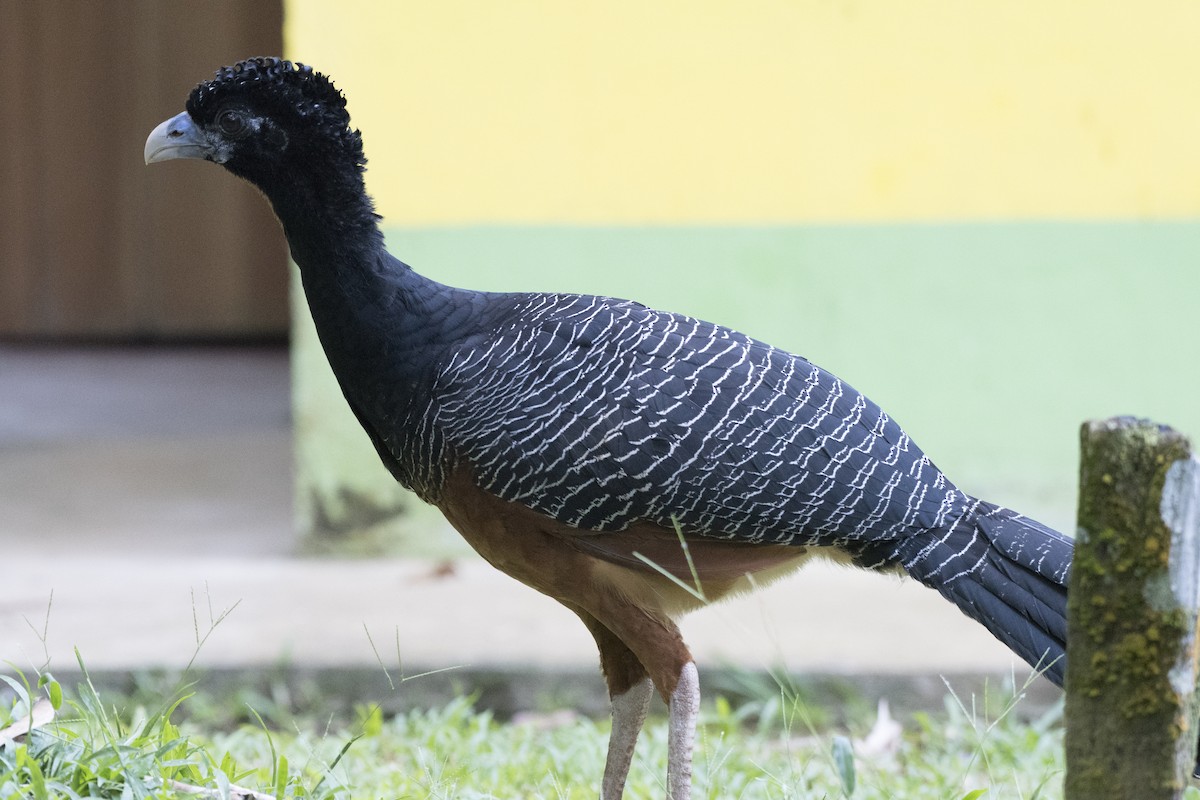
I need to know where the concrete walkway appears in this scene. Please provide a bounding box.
[0,345,1042,692]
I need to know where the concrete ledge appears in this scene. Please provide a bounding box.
[0,344,1062,722]
[4,556,1038,677]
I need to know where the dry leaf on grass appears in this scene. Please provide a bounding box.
[169,779,278,800]
[0,697,55,745]
[855,698,903,758]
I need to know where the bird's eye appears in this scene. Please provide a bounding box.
[216,109,249,137]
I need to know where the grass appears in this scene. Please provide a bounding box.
[1,654,1080,800]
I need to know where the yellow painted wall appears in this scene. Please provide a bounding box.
[285,1,1200,225]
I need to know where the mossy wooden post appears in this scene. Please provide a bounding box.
[1065,417,1200,799]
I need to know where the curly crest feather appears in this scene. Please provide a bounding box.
[186,57,366,171]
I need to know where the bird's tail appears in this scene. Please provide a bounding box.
[889,502,1073,686]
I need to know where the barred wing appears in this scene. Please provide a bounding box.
[434,293,973,548]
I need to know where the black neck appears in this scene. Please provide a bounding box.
[229,139,467,500]
[259,164,387,275]
[248,161,460,378]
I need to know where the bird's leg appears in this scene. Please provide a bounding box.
[572,608,654,799]
[603,677,653,799]
[666,662,699,800]
[583,597,698,800]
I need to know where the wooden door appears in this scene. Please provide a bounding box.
[0,1,287,338]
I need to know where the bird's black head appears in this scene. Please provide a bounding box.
[147,58,384,261]
[146,57,367,193]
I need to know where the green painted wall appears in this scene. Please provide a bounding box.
[294,221,1200,552]
[285,2,1200,550]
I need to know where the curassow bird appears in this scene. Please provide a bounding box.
[146,58,1074,799]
